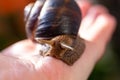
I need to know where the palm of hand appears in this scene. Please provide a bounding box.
[1,1,116,80]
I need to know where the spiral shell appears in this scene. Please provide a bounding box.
[25,0,85,65]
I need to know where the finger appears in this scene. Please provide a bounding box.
[79,5,109,33]
[72,7,116,80]
[76,0,92,18]
[79,10,116,62]
[88,13,116,44]
[79,5,109,39]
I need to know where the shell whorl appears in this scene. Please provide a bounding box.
[25,0,81,40]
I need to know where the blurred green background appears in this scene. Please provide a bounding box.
[0,0,120,80]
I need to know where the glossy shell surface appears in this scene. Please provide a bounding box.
[35,0,81,39]
[25,0,81,39]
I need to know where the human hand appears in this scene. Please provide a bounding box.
[1,1,116,80]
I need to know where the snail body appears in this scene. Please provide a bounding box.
[25,0,85,65]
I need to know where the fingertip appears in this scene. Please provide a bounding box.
[98,13,116,43]
[95,13,116,35]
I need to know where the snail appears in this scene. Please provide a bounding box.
[24,0,85,65]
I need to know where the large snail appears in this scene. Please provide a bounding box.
[24,0,85,65]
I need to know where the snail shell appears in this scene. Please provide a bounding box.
[25,0,85,65]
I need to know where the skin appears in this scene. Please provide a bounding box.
[0,1,116,80]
